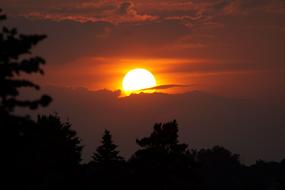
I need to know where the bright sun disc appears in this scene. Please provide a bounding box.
[122,68,156,93]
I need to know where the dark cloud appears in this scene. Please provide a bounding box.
[5,16,114,64]
[2,0,157,24]
[2,0,283,26]
[119,1,135,15]
[5,16,191,64]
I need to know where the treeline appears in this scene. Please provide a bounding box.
[2,114,285,190]
[1,9,285,190]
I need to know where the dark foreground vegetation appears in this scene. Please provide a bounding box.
[1,9,285,190]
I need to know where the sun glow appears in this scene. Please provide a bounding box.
[122,68,156,94]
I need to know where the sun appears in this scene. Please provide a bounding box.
[122,68,156,94]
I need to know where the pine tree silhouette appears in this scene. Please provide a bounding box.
[84,130,125,190]
[29,114,83,189]
[36,114,82,167]
[0,9,51,115]
[0,10,53,189]
[92,129,123,164]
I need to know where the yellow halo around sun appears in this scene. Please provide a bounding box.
[122,68,156,94]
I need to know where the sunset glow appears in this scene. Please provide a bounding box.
[122,68,156,94]
[2,0,285,173]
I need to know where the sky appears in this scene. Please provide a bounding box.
[2,0,285,163]
[2,0,285,98]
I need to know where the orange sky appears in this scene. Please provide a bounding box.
[2,0,285,99]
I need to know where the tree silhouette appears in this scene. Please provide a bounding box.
[194,146,243,190]
[242,160,285,190]
[84,130,125,190]
[136,120,188,153]
[132,120,190,167]
[0,9,51,114]
[4,114,83,189]
[36,114,82,167]
[0,10,52,189]
[29,114,82,189]
[130,120,198,190]
[0,10,86,190]
[91,129,123,164]
[5,114,82,189]
[195,146,241,169]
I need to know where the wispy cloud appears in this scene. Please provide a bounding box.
[21,1,158,24]
[141,84,188,91]
[3,0,284,28]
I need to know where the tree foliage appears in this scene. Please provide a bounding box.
[0,9,51,114]
[14,114,83,189]
[136,120,188,153]
[130,120,196,190]
[92,129,123,164]
[132,120,190,165]
[36,114,83,167]
[85,130,125,189]
[0,11,83,189]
